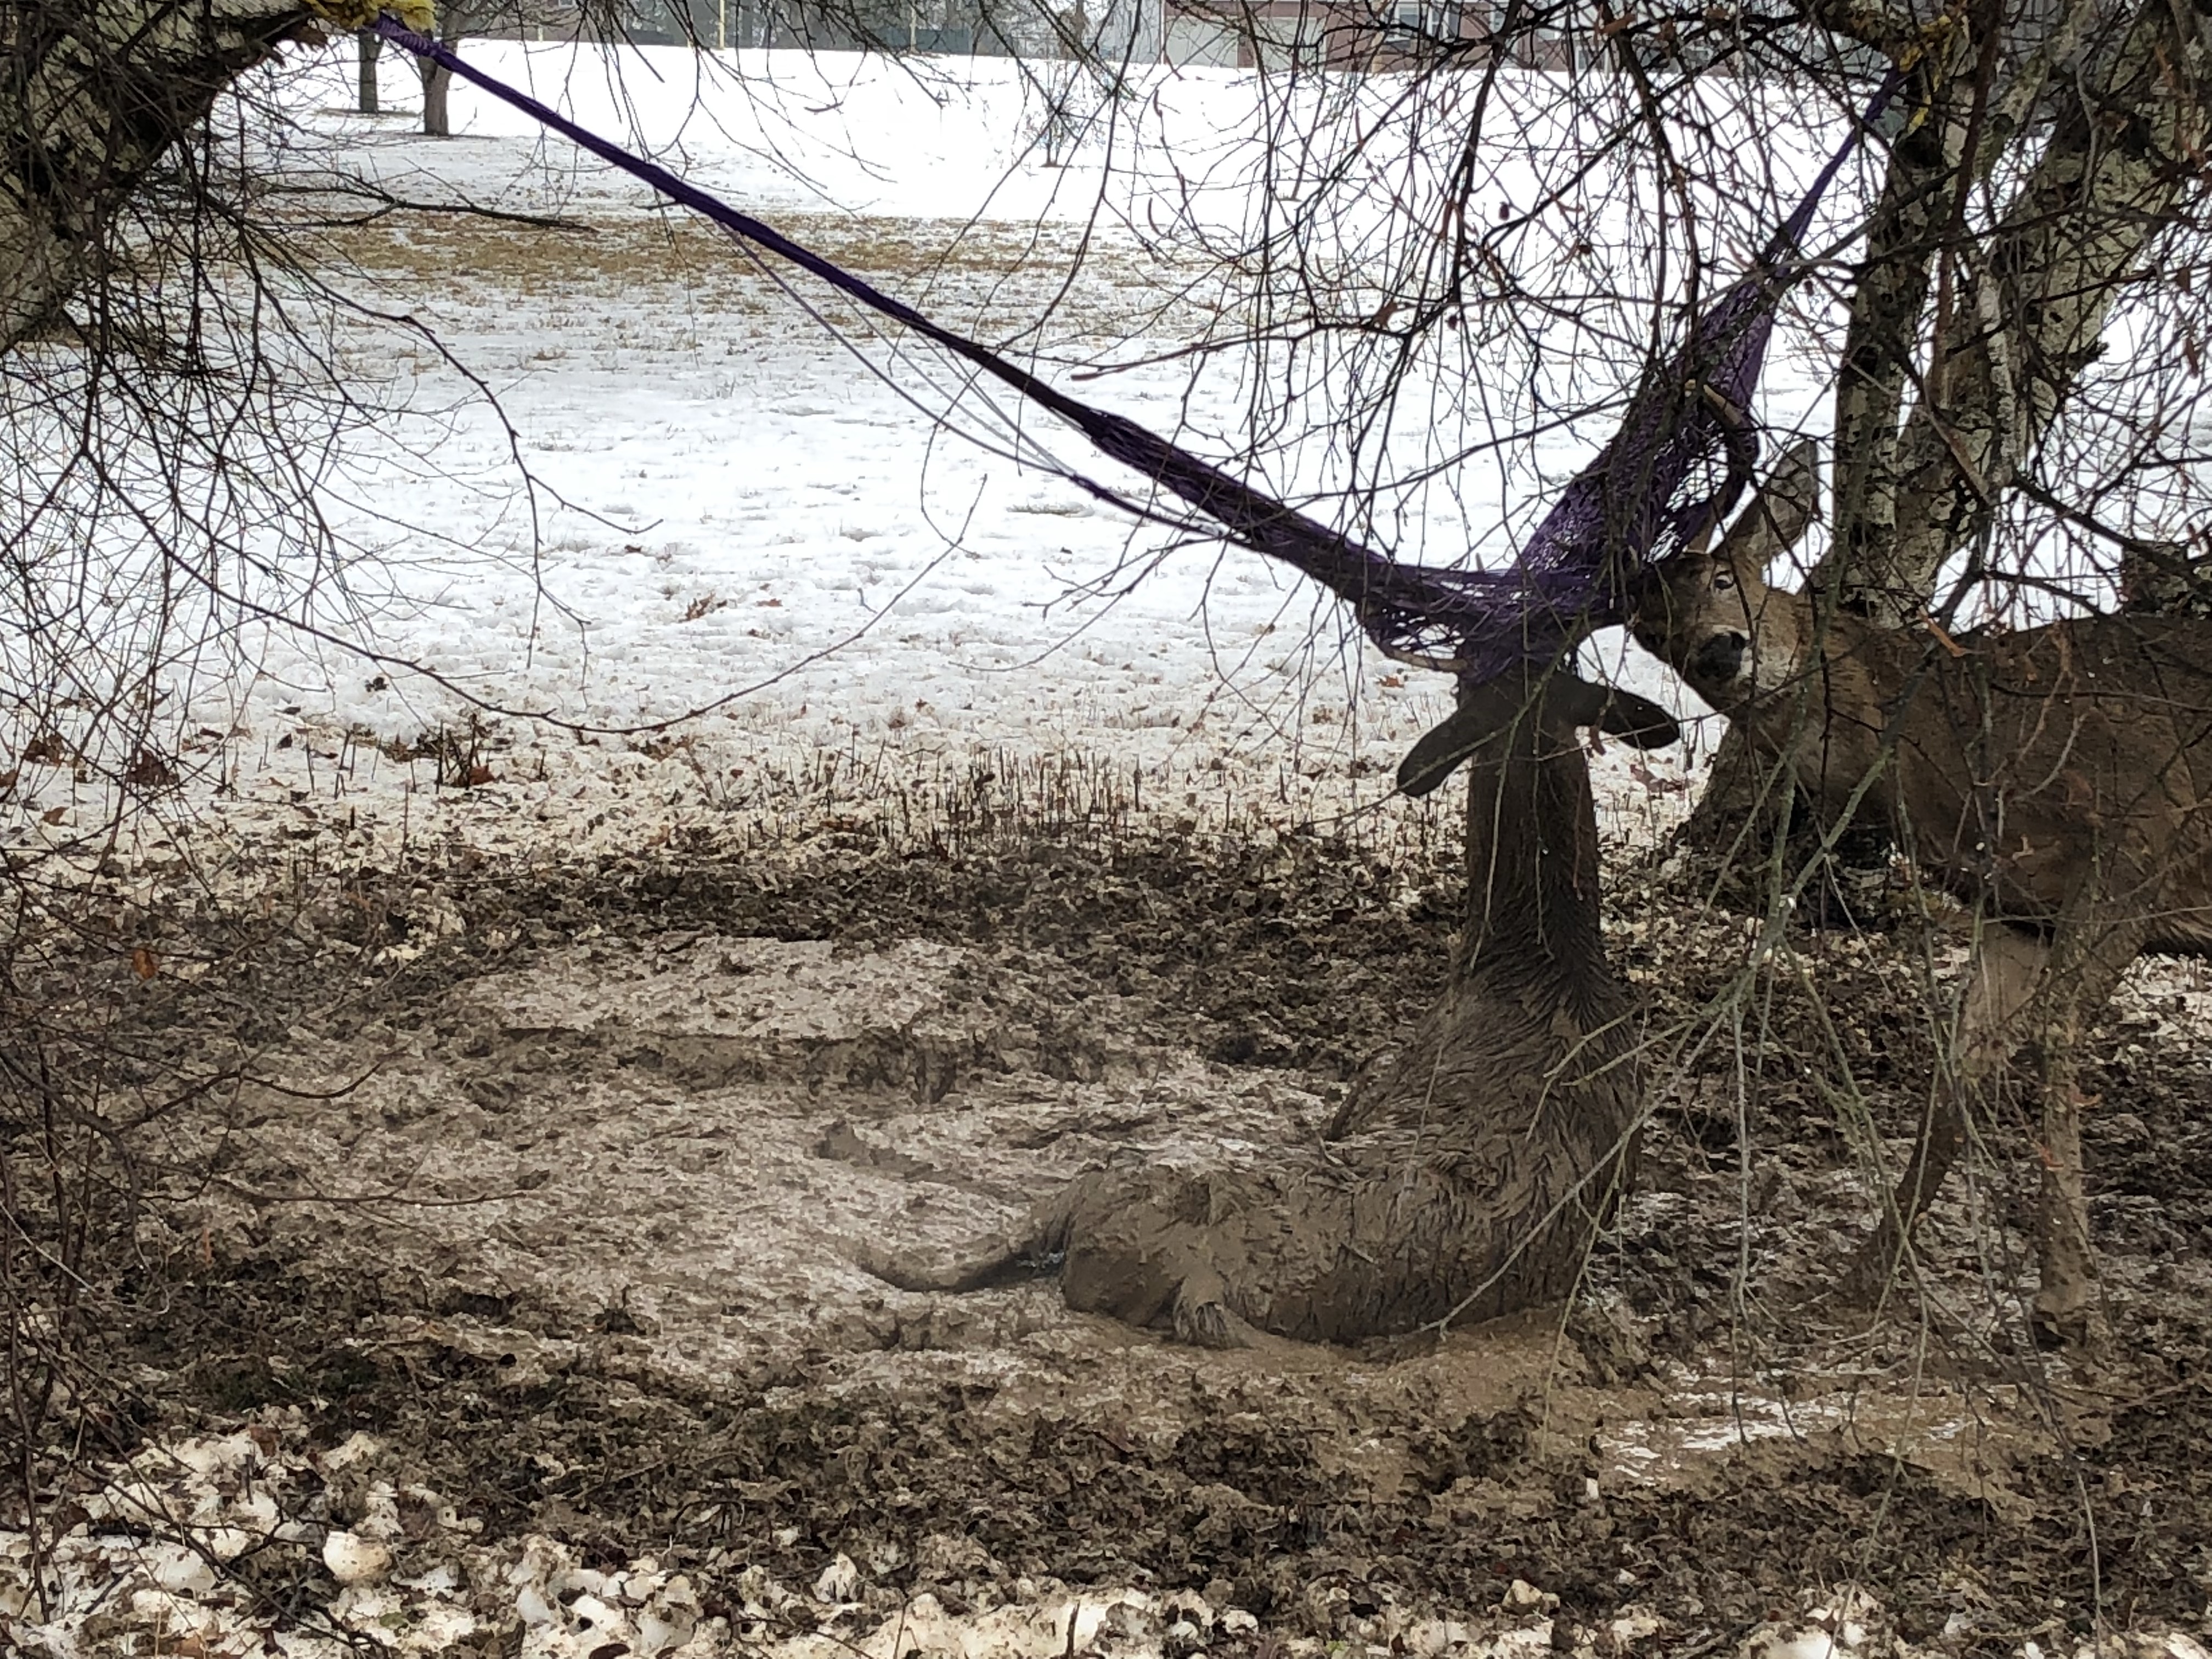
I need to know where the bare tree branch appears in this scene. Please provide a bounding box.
[1878,0,2211,614]
[1804,0,1921,57]
[0,2,324,353]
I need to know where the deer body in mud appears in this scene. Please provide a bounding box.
[861,663,1681,1347]
[1630,446,2212,1342]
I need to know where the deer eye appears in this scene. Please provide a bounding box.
[1711,568,1737,593]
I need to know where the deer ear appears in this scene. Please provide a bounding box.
[1543,670,1616,731]
[1397,704,1490,798]
[1765,437,1821,541]
[1550,674,1682,748]
[1397,673,1679,796]
[1598,689,1681,749]
[1548,676,1681,752]
[1397,670,1546,797]
[1713,437,1821,573]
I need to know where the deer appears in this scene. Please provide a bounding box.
[1628,441,2212,1345]
[857,660,1681,1346]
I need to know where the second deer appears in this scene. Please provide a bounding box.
[1629,442,2212,1345]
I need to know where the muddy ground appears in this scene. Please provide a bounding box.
[8,805,2212,1656]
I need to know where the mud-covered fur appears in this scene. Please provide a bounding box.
[1630,443,2212,1342]
[862,661,1654,1347]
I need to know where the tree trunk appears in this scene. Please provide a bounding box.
[357,26,381,114]
[1815,0,2210,621]
[420,53,453,137]
[867,668,1646,1346]
[1881,1,2205,600]
[1823,43,1977,623]
[0,2,315,356]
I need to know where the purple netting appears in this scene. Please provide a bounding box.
[377,15,1892,680]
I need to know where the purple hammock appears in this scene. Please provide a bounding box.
[375,15,1894,679]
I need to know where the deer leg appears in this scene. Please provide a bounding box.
[1852,1097,1963,1291]
[2029,1048,2100,1348]
[2018,907,2145,1349]
[1849,924,2045,1299]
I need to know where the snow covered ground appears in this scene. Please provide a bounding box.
[1,36,1914,871]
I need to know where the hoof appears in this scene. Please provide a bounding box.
[1360,1327,1444,1364]
[1169,1273,1261,1350]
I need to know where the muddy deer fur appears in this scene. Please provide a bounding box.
[860,663,1677,1346]
[1630,441,2212,1342]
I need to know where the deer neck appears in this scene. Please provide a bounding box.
[1730,593,1897,810]
[1459,716,1609,981]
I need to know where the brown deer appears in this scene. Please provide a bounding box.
[859,661,1679,1346]
[1629,443,2212,1344]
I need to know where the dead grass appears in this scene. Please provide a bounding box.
[298,206,1218,351]
[315,211,1104,311]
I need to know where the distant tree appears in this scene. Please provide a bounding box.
[357,23,382,112]
[419,0,508,136]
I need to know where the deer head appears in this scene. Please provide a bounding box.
[1629,438,1820,712]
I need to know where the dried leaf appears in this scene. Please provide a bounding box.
[132,947,160,981]
[124,746,179,790]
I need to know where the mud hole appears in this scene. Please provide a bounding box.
[9,820,2212,1655]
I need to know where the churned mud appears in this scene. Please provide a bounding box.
[7,802,2212,1656]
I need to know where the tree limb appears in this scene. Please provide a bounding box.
[1803,0,1923,57]
[1973,0,2103,178]
[1884,0,2212,603]
[0,2,327,354]
[1824,25,1979,617]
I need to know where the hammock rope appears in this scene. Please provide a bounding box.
[372,15,1898,677]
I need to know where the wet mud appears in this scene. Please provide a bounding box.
[13,815,2212,1654]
